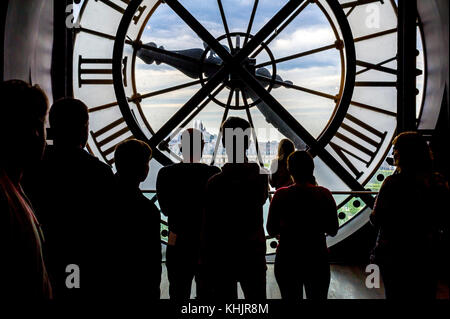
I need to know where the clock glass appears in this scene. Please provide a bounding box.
[72,0,426,251]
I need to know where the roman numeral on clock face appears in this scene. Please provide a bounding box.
[329,114,387,179]
[78,55,128,88]
[94,0,147,24]
[90,118,133,165]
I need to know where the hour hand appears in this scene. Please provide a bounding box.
[137,42,221,79]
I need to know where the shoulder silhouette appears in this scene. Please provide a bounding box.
[0,80,52,300]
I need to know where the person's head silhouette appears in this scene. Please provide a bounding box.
[114,139,152,187]
[277,138,295,161]
[287,151,316,185]
[180,128,205,163]
[49,98,89,148]
[221,117,251,163]
[0,80,48,180]
[392,131,432,174]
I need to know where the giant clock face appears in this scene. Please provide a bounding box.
[72,0,425,250]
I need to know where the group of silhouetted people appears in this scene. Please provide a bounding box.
[1,79,449,301]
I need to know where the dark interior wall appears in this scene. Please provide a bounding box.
[417,0,449,130]
[3,0,54,102]
[0,1,8,80]
[52,0,73,100]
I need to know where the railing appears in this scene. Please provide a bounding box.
[142,190,379,195]
[145,189,379,258]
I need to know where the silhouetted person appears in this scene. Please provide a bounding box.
[23,98,117,299]
[267,151,338,300]
[114,139,161,300]
[156,128,220,300]
[201,117,268,300]
[0,80,52,299]
[269,138,295,190]
[370,132,450,299]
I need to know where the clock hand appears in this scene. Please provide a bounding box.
[254,67,293,89]
[137,42,222,79]
[137,42,293,87]
[137,41,297,129]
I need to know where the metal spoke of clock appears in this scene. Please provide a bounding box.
[243,0,259,46]
[389,0,398,17]
[75,26,136,47]
[165,0,304,65]
[355,81,397,87]
[258,75,397,117]
[255,42,338,68]
[241,69,321,150]
[342,0,382,17]
[356,60,397,75]
[148,65,229,148]
[129,79,202,103]
[90,80,204,113]
[164,0,231,63]
[255,75,337,100]
[242,90,264,166]
[350,101,396,117]
[161,83,226,150]
[356,56,396,75]
[256,28,397,69]
[237,67,374,206]
[354,27,397,42]
[89,100,119,113]
[217,0,234,51]
[76,26,116,41]
[250,0,309,59]
[211,89,234,166]
[234,0,305,64]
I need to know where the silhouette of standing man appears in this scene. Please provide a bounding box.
[0,80,52,300]
[24,98,117,299]
[114,139,162,300]
[201,117,268,300]
[157,128,220,300]
[370,132,450,299]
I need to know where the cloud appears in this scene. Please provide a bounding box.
[270,26,335,56]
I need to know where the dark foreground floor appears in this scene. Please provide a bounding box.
[160,264,449,299]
